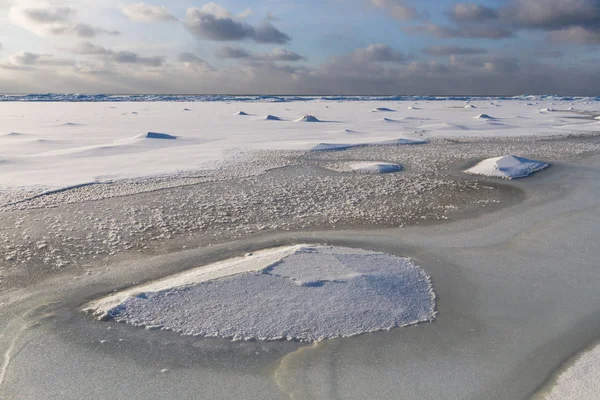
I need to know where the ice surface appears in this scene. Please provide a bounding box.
[87,244,436,342]
[465,155,549,179]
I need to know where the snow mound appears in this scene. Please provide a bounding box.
[408,106,419,110]
[311,138,427,152]
[465,155,549,179]
[594,116,600,120]
[264,114,282,121]
[235,111,249,116]
[138,132,178,140]
[474,114,494,119]
[86,244,436,342]
[295,114,320,122]
[183,108,191,111]
[372,107,395,112]
[539,108,555,113]
[348,162,403,174]
[2,132,24,137]
[464,104,477,109]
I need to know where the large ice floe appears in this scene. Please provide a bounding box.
[86,244,436,342]
[465,155,549,179]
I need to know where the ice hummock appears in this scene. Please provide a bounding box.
[465,155,549,179]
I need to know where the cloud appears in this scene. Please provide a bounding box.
[413,0,600,43]
[350,44,408,62]
[368,0,422,21]
[423,45,487,56]
[216,45,252,59]
[267,48,306,61]
[449,3,498,22]
[216,45,306,61]
[2,51,74,69]
[9,1,119,37]
[66,42,164,66]
[183,4,290,43]
[111,51,164,67]
[408,23,514,39]
[121,3,176,22]
[506,0,600,31]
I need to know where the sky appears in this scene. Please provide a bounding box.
[1,0,600,95]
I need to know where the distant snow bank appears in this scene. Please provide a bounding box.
[86,244,436,342]
[465,155,549,179]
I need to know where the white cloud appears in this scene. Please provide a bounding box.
[9,0,119,37]
[121,3,176,22]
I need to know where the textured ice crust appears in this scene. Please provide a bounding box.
[88,245,436,342]
[542,341,600,400]
[465,155,549,179]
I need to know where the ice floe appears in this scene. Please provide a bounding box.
[86,244,436,342]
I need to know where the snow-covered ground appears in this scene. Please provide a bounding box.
[87,244,436,342]
[1,98,599,190]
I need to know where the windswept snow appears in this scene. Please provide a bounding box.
[0,98,598,190]
[86,244,436,342]
[465,155,549,179]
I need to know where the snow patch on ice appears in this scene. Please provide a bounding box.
[348,162,403,174]
[86,244,436,342]
[465,155,549,179]
[311,138,427,152]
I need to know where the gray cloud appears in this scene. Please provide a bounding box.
[2,51,75,70]
[5,45,600,96]
[72,23,119,38]
[216,45,252,59]
[216,45,305,62]
[66,42,164,66]
[121,3,177,22]
[112,51,164,67]
[413,0,600,43]
[409,23,514,39]
[253,22,291,44]
[368,0,422,21]
[423,45,487,56]
[506,0,600,30]
[267,48,306,61]
[350,44,408,62]
[449,3,498,22]
[9,3,119,37]
[184,6,290,43]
